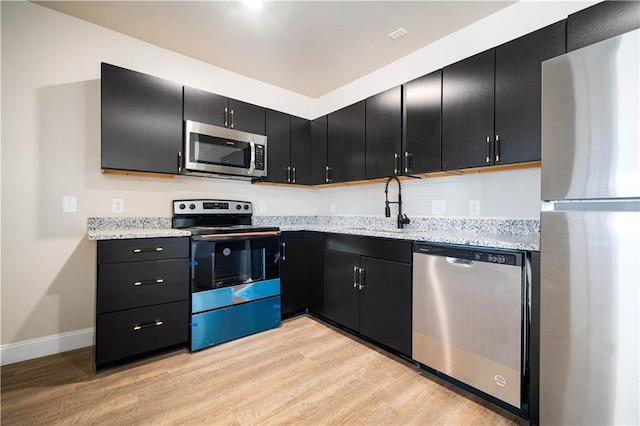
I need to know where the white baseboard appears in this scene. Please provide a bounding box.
[1,328,94,366]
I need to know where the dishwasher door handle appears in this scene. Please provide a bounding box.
[446,257,475,267]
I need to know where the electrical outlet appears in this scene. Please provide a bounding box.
[112,198,124,214]
[469,200,480,216]
[431,200,446,215]
[330,203,336,213]
[259,202,267,213]
[62,195,77,213]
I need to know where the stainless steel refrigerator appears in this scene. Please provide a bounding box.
[540,29,639,425]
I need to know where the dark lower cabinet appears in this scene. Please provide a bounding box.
[567,0,640,52]
[322,234,412,356]
[95,237,190,372]
[280,232,308,317]
[403,70,442,174]
[101,63,183,175]
[327,101,366,183]
[306,232,324,316]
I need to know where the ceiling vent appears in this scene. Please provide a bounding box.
[388,28,408,40]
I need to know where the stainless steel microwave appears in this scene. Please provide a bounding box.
[182,120,267,180]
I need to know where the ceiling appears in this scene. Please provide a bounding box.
[34,1,514,98]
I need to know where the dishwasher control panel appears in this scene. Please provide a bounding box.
[413,243,522,266]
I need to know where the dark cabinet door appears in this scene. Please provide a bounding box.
[495,20,566,165]
[183,86,265,135]
[290,116,311,185]
[567,0,640,52]
[306,232,323,316]
[101,63,182,175]
[310,115,328,185]
[328,101,366,183]
[442,49,495,171]
[228,98,266,135]
[322,250,360,331]
[403,70,442,174]
[266,109,291,184]
[183,86,228,127]
[280,232,308,318]
[365,86,402,179]
[359,257,412,356]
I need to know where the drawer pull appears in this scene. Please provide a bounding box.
[133,320,163,331]
[133,278,164,286]
[133,247,164,253]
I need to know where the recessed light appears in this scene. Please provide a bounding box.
[388,28,408,40]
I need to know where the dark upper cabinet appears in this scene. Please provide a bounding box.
[403,70,442,174]
[310,115,329,185]
[183,86,265,135]
[265,112,311,185]
[365,86,402,179]
[101,63,183,175]
[494,20,566,165]
[442,49,495,171]
[265,109,291,184]
[290,116,311,185]
[567,1,640,52]
[327,101,366,183]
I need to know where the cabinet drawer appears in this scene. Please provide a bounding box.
[95,300,189,368]
[97,237,189,264]
[97,259,189,313]
[323,234,412,264]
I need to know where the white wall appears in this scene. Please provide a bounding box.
[1,1,591,360]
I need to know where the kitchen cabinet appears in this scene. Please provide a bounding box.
[280,232,308,318]
[365,86,402,179]
[95,237,190,371]
[266,110,291,184]
[567,0,640,52]
[442,21,565,170]
[403,70,442,174]
[310,115,329,185]
[266,112,311,185]
[322,234,412,356]
[494,20,566,165]
[101,63,183,175]
[327,101,366,183]
[183,86,265,135]
[306,232,324,316]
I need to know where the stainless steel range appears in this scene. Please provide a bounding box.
[172,199,281,351]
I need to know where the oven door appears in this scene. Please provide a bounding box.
[190,233,281,351]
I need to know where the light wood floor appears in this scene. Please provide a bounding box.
[1,316,525,425]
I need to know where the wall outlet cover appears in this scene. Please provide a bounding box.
[259,202,267,213]
[330,203,336,213]
[112,198,124,214]
[431,200,446,215]
[469,200,480,216]
[62,195,77,213]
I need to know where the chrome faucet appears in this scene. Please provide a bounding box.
[384,176,410,229]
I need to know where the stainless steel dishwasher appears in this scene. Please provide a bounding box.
[412,243,527,411]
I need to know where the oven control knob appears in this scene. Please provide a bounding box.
[236,204,242,210]
[189,204,196,210]
[244,204,249,210]
[179,203,186,210]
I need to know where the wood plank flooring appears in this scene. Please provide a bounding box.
[1,316,525,425]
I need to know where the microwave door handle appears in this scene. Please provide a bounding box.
[249,141,256,174]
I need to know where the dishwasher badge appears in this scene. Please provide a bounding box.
[494,374,507,388]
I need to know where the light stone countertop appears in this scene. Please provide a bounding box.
[87,215,540,251]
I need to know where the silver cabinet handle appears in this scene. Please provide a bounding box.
[177,151,182,173]
[281,242,286,261]
[325,165,332,183]
[495,134,501,162]
[358,267,366,290]
[286,166,291,183]
[404,152,411,174]
[394,153,400,175]
[485,136,492,164]
[133,320,163,331]
[353,265,359,288]
[133,247,163,253]
[230,109,234,129]
[224,107,229,128]
[292,167,296,184]
[133,278,164,286]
